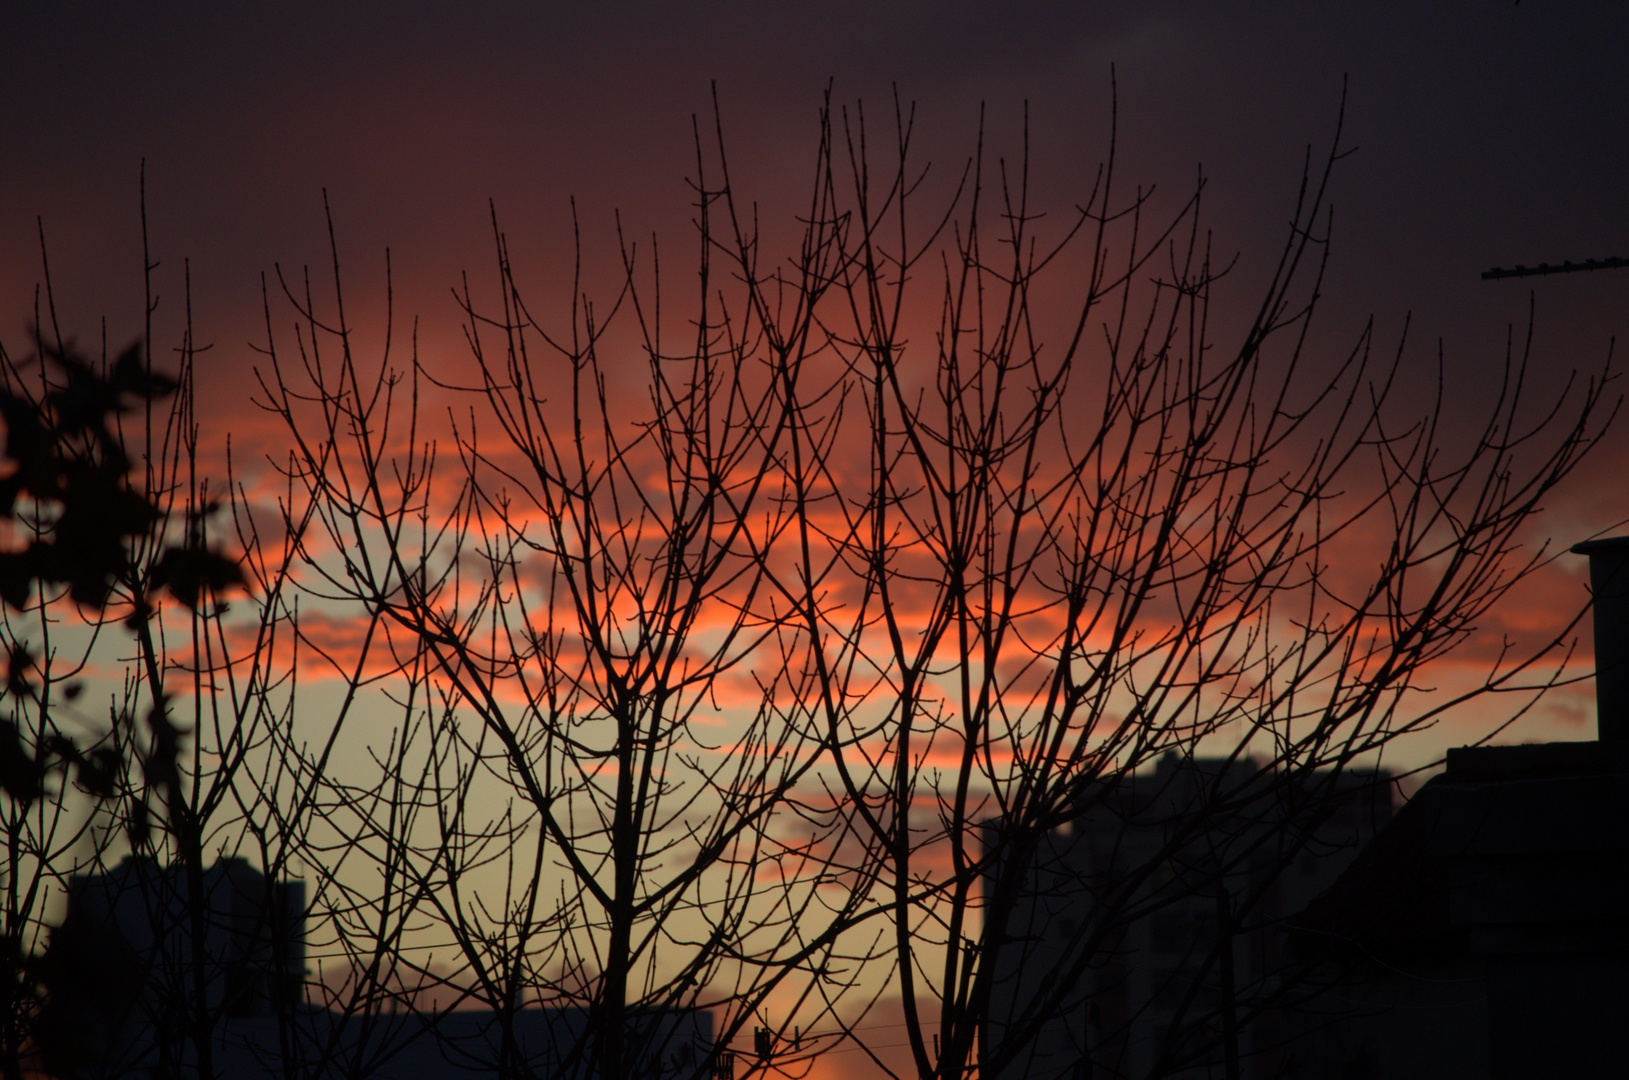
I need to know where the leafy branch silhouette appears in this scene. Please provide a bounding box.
[0,339,241,808]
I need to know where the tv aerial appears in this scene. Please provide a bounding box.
[1482,256,1629,280]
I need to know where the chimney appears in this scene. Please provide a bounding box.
[1571,536,1629,742]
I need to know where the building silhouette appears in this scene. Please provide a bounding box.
[210,1004,715,1080]
[37,854,305,1077]
[983,539,1629,1080]
[1282,740,1629,1079]
[41,855,713,1080]
[1278,537,1629,1079]
[981,755,1391,1080]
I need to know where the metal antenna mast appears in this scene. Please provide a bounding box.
[1482,256,1629,280]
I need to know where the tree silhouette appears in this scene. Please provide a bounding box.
[4,89,1611,1080]
[0,222,324,1080]
[259,89,1613,1080]
[0,333,245,797]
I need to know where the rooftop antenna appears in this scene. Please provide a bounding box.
[1481,255,1629,280]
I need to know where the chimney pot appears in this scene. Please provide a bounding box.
[1571,537,1629,742]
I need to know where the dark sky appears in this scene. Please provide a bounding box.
[5,0,1628,750]
[6,2,1626,363]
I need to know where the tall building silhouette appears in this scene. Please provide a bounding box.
[41,856,713,1079]
[981,755,1391,1080]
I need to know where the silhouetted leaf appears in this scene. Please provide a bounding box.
[0,552,32,609]
[75,747,120,799]
[0,391,49,476]
[143,695,184,790]
[4,643,32,699]
[44,348,122,437]
[0,472,25,518]
[152,545,245,610]
[122,594,154,631]
[59,470,157,539]
[109,342,176,399]
[0,719,40,802]
[125,798,149,848]
[64,555,117,609]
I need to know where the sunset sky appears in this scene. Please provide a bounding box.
[6,6,1629,1076]
[5,3,1629,752]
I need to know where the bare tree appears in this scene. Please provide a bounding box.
[243,86,1612,1080]
[254,173,882,1079]
[741,93,1611,1080]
